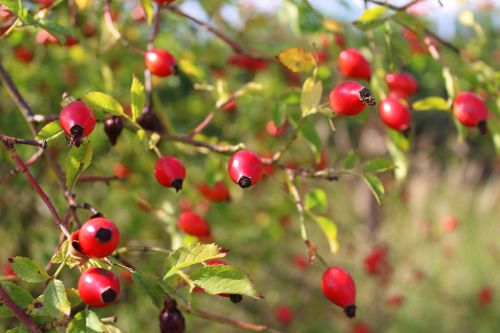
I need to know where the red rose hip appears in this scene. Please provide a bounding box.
[385,72,418,99]
[178,211,210,237]
[378,97,412,132]
[321,266,357,318]
[453,92,488,133]
[78,218,120,258]
[59,101,96,147]
[329,81,375,116]
[145,49,177,77]
[338,48,372,80]
[198,181,231,202]
[228,150,263,188]
[154,156,186,191]
[78,268,121,307]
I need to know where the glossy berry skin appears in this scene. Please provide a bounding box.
[228,54,267,72]
[228,150,263,188]
[154,156,186,191]
[145,49,177,77]
[338,49,372,80]
[178,211,210,237]
[321,266,357,318]
[385,72,418,99]
[378,97,412,132]
[276,305,293,325]
[59,101,96,146]
[453,92,488,130]
[329,81,375,116]
[78,218,120,258]
[160,299,185,333]
[78,268,120,307]
[155,0,176,4]
[198,181,230,202]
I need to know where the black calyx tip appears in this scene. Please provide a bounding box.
[95,228,112,243]
[237,176,252,188]
[359,88,376,106]
[69,125,84,147]
[172,65,179,76]
[71,239,81,252]
[229,294,243,304]
[402,127,411,138]
[171,179,183,192]
[344,305,356,319]
[477,120,488,135]
[91,212,103,218]
[101,288,117,303]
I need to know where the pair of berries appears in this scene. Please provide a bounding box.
[59,101,96,147]
[322,266,357,318]
[145,49,177,77]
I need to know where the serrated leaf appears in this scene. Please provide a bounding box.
[362,174,384,205]
[190,265,262,299]
[10,257,49,283]
[35,121,63,141]
[363,158,395,173]
[412,97,450,111]
[312,215,338,253]
[141,0,154,25]
[278,48,316,73]
[38,22,68,45]
[353,6,388,31]
[304,189,327,214]
[132,272,165,309]
[131,75,145,122]
[66,141,93,191]
[301,78,323,117]
[67,310,104,333]
[82,92,125,117]
[299,119,321,158]
[0,282,33,318]
[37,279,71,318]
[164,243,225,279]
[343,150,360,169]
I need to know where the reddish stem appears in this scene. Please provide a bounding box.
[0,285,40,333]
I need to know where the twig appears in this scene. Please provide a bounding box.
[115,245,171,255]
[0,285,41,333]
[0,134,46,148]
[272,117,305,163]
[179,305,283,333]
[0,147,45,182]
[188,110,217,137]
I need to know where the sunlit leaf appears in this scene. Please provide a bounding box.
[412,97,450,111]
[362,174,384,205]
[35,121,63,141]
[82,92,125,117]
[66,141,93,191]
[312,215,339,254]
[10,257,49,283]
[278,48,316,73]
[353,6,388,31]
[301,77,323,117]
[164,243,225,279]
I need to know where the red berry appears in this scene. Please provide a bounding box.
[266,120,288,137]
[59,101,96,147]
[453,92,489,131]
[363,246,390,276]
[293,253,309,271]
[178,211,210,237]
[338,49,372,80]
[387,294,404,307]
[228,150,263,188]
[154,156,186,191]
[378,97,412,132]
[334,32,346,48]
[145,49,177,77]
[385,72,418,99]
[276,305,293,325]
[329,81,375,116]
[198,181,231,202]
[228,54,267,72]
[112,162,130,179]
[315,50,328,63]
[221,97,237,113]
[78,218,120,258]
[441,216,458,232]
[36,29,58,45]
[155,0,176,4]
[78,268,120,307]
[3,262,15,278]
[321,266,357,318]
[36,0,54,7]
[14,46,34,63]
[352,322,371,333]
[477,287,493,305]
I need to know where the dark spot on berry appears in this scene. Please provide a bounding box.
[478,120,488,135]
[359,88,376,106]
[95,228,112,243]
[344,304,356,318]
[101,288,117,303]
[237,176,252,188]
[229,294,243,303]
[171,179,183,192]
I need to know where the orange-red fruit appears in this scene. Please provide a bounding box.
[145,49,177,77]
[178,211,210,237]
[441,216,458,232]
[387,294,404,307]
[363,246,390,276]
[14,46,34,63]
[78,268,120,307]
[155,0,176,4]
[477,287,493,305]
[113,163,130,179]
[338,49,372,80]
[378,97,412,132]
[36,30,58,45]
[154,156,186,191]
[385,72,418,99]
[352,322,372,333]
[329,81,375,116]
[59,101,96,140]
[228,54,267,72]
[321,266,357,318]
[266,120,288,137]
[228,150,263,188]
[198,181,231,202]
[78,218,120,258]
[293,253,309,271]
[453,92,488,130]
[275,305,293,325]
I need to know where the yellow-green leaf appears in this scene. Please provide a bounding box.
[312,215,338,254]
[278,48,316,73]
[412,97,450,111]
[301,77,323,117]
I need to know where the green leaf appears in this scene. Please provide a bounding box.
[35,121,63,141]
[412,97,450,111]
[2,0,19,13]
[301,78,323,117]
[312,215,339,254]
[299,119,321,158]
[362,174,384,205]
[66,141,93,191]
[489,120,500,155]
[190,265,262,299]
[272,103,287,128]
[38,22,68,45]
[10,257,49,283]
[304,189,327,214]
[82,92,125,117]
[132,272,165,309]
[6,328,29,333]
[388,129,410,152]
[67,310,104,333]
[442,67,457,101]
[391,12,425,36]
[37,279,71,318]
[363,158,395,173]
[164,243,225,279]
[141,0,154,25]
[387,140,409,181]
[343,150,360,169]
[131,75,145,122]
[353,6,388,31]
[0,282,34,318]
[297,1,322,33]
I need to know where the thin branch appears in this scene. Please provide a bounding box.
[188,110,217,137]
[0,285,41,333]
[179,305,283,333]
[0,134,46,148]
[0,147,45,182]
[115,244,171,255]
[272,117,305,163]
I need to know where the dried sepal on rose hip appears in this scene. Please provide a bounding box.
[59,100,96,147]
[78,217,120,258]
